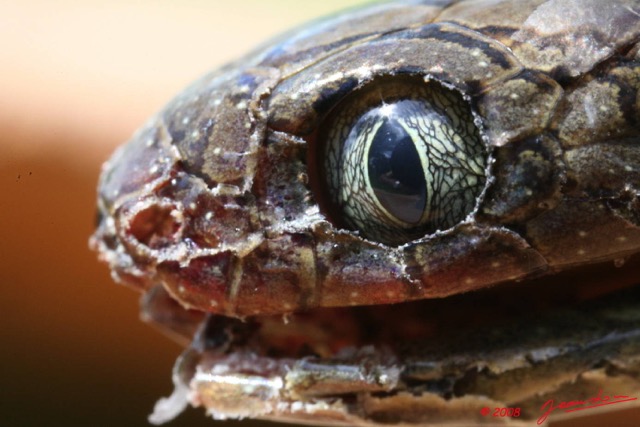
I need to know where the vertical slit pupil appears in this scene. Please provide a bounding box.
[368,116,427,224]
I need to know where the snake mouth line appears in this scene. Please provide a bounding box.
[145,256,640,425]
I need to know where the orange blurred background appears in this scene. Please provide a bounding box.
[1,1,638,426]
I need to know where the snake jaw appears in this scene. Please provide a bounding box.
[143,271,640,425]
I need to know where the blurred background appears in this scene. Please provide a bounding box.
[1,1,638,426]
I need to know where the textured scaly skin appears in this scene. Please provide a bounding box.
[91,1,640,424]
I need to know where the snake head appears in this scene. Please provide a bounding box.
[91,0,640,318]
[91,1,640,424]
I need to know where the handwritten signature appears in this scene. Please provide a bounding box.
[537,390,637,425]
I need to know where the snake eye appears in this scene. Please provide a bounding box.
[320,77,487,246]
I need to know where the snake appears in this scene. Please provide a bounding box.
[91,0,640,425]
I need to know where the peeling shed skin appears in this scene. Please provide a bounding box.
[91,0,640,426]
